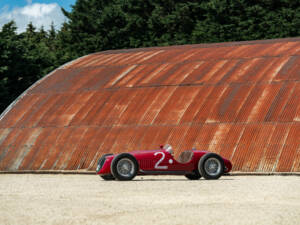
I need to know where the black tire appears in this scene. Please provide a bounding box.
[185,170,201,180]
[100,174,115,181]
[110,153,138,181]
[198,153,224,180]
[97,153,115,180]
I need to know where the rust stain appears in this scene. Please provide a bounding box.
[118,88,153,125]
[197,60,227,83]
[264,82,296,122]
[0,95,40,128]
[0,129,12,147]
[10,128,42,170]
[292,143,300,172]
[235,84,266,122]
[222,124,246,160]
[116,51,145,65]
[0,38,299,172]
[276,124,300,172]
[47,128,75,170]
[111,127,142,153]
[162,62,201,85]
[31,128,62,170]
[194,124,218,150]
[102,89,139,126]
[245,124,275,171]
[116,65,147,87]
[139,86,177,125]
[66,127,97,170]
[124,51,153,65]
[179,85,215,124]
[126,64,160,87]
[0,128,34,170]
[247,83,282,122]
[140,126,164,150]
[207,124,232,154]
[84,127,112,170]
[166,125,190,154]
[178,125,204,151]
[194,85,228,123]
[59,127,88,170]
[181,61,214,84]
[279,83,300,122]
[105,65,137,88]
[151,126,174,150]
[208,60,238,83]
[0,129,21,169]
[231,124,261,171]
[18,128,53,170]
[154,86,200,125]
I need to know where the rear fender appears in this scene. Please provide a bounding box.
[223,158,232,173]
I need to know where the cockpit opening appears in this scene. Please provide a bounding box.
[163,144,194,163]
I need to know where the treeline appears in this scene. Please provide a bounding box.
[0,22,73,113]
[1,0,299,113]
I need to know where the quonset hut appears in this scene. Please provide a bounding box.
[0,38,299,172]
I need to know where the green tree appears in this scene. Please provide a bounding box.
[60,0,299,57]
[0,22,25,112]
[0,22,60,113]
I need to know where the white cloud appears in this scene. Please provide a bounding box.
[0,3,67,33]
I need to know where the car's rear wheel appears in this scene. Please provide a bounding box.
[198,153,224,180]
[185,170,201,180]
[110,153,138,181]
[97,154,115,181]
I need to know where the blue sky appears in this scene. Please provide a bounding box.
[0,0,75,12]
[0,0,77,32]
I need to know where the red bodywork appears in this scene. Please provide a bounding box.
[97,148,232,176]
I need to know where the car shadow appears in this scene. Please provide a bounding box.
[131,178,235,182]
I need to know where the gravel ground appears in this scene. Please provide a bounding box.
[0,174,300,225]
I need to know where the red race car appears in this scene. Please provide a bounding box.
[96,144,232,181]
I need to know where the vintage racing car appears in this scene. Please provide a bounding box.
[96,144,232,181]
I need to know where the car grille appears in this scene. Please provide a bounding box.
[97,157,106,172]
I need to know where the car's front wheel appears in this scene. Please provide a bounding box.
[198,153,224,179]
[110,153,138,181]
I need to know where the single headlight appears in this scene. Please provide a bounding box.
[96,164,100,172]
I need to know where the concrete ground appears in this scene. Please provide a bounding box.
[0,174,300,225]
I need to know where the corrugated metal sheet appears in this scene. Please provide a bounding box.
[0,38,299,172]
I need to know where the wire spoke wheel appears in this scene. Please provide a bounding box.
[198,153,224,180]
[116,158,135,178]
[111,153,138,181]
[204,158,221,176]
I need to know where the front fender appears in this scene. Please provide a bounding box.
[97,156,114,175]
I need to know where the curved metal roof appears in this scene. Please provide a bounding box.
[0,38,299,172]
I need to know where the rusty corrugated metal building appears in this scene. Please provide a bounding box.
[0,38,299,172]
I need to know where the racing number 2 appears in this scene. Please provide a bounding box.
[154,152,168,169]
